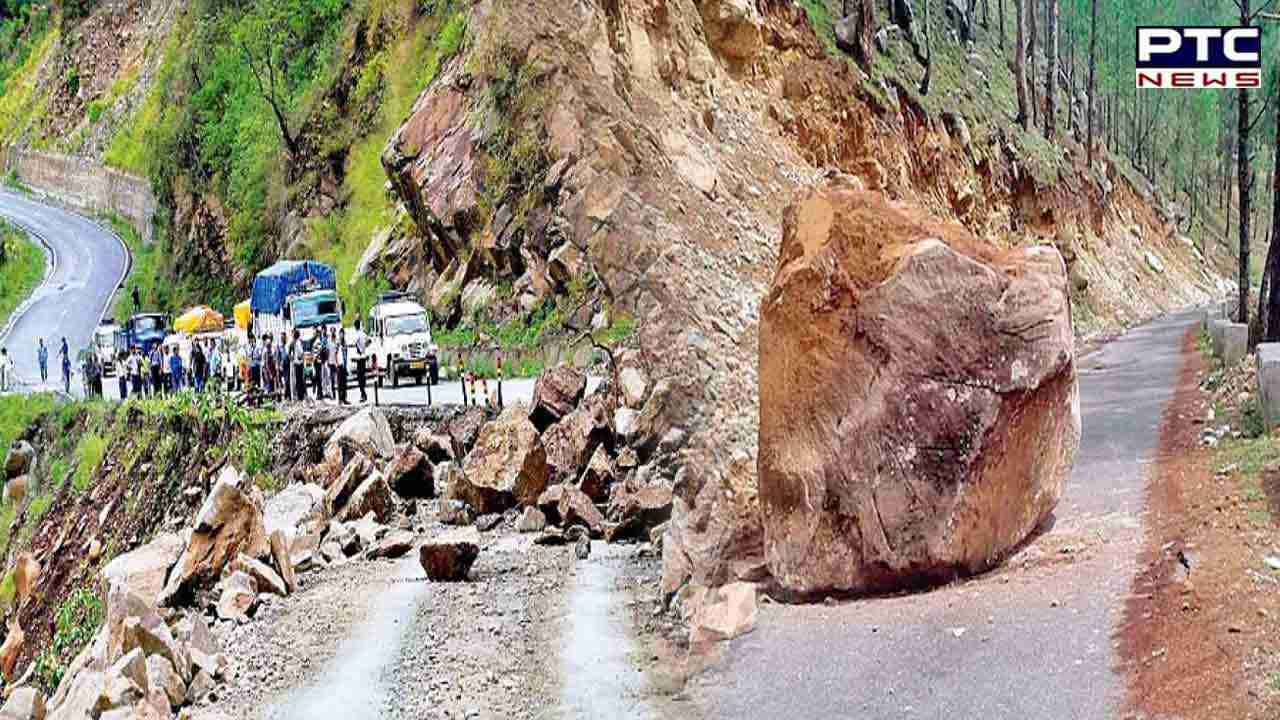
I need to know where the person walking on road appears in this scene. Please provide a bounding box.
[209,342,223,393]
[148,344,163,396]
[192,341,207,393]
[314,330,328,401]
[128,347,142,397]
[60,338,72,394]
[278,333,290,401]
[0,348,13,392]
[131,286,141,313]
[168,345,184,393]
[336,328,349,405]
[37,339,48,383]
[290,330,305,402]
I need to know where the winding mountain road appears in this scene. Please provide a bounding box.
[687,311,1198,719]
[0,189,128,394]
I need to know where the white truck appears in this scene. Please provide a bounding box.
[365,292,439,387]
[93,321,122,376]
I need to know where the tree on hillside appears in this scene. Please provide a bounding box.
[1013,0,1029,129]
[1045,0,1058,138]
[1085,0,1096,168]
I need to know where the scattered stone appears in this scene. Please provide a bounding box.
[413,431,454,464]
[475,514,503,532]
[161,466,269,606]
[516,507,546,533]
[0,618,23,681]
[0,686,45,720]
[438,499,475,526]
[577,446,614,503]
[3,474,26,505]
[13,553,40,604]
[269,530,297,595]
[1265,556,1280,571]
[619,366,648,408]
[229,555,288,597]
[326,454,374,517]
[338,471,394,524]
[385,445,434,499]
[419,528,481,581]
[606,485,673,542]
[536,485,565,526]
[263,483,326,539]
[690,582,759,643]
[558,486,605,538]
[319,541,344,564]
[4,441,34,479]
[186,670,216,704]
[146,654,186,708]
[368,530,416,560]
[529,366,586,432]
[574,535,591,560]
[534,528,567,546]
[215,572,259,623]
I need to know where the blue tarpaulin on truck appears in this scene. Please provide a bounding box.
[250,261,336,315]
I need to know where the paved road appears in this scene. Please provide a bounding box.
[687,310,1198,719]
[0,189,127,395]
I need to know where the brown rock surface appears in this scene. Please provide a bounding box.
[418,528,480,582]
[385,445,433,499]
[758,187,1080,598]
[528,366,586,432]
[455,406,549,514]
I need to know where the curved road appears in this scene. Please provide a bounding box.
[688,310,1198,719]
[0,189,128,395]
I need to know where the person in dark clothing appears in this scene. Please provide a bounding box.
[313,331,327,401]
[149,345,163,396]
[337,328,349,405]
[131,286,141,313]
[60,338,72,394]
[353,320,368,403]
[192,342,207,392]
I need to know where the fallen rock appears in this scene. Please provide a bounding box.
[618,365,647,409]
[263,483,326,539]
[349,514,388,551]
[577,446,614,503]
[185,670,216,704]
[325,454,374,517]
[516,507,546,533]
[456,406,549,514]
[574,534,591,560]
[690,582,758,643]
[174,614,223,680]
[4,441,34,480]
[229,555,288,597]
[0,686,45,720]
[543,397,611,484]
[215,572,258,623]
[535,485,565,526]
[338,471,394,524]
[438,499,475,526]
[319,541,344,564]
[757,186,1079,597]
[99,532,185,605]
[121,611,191,683]
[161,466,269,606]
[698,0,764,60]
[418,528,480,581]
[145,654,185,708]
[412,431,454,464]
[0,618,21,681]
[605,485,673,542]
[269,530,297,595]
[367,530,416,560]
[2,475,26,506]
[385,445,433,499]
[445,407,487,459]
[557,486,605,538]
[529,366,586,432]
[327,407,396,459]
[474,514,503,532]
[534,528,567,546]
[13,553,40,604]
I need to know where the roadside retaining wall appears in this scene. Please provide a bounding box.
[0,147,155,242]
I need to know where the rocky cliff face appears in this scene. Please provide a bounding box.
[374,0,1222,595]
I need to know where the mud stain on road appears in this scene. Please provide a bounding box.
[1116,328,1265,719]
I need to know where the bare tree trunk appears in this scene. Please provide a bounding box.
[1045,0,1057,138]
[1014,0,1029,130]
[1086,0,1097,168]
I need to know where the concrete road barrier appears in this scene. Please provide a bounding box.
[1210,319,1228,357]
[1221,322,1248,366]
[1258,343,1280,432]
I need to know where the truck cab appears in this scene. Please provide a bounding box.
[367,293,438,387]
[93,321,121,376]
[125,313,169,357]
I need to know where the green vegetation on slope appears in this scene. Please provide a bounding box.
[0,219,44,329]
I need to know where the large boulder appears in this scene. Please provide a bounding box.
[0,686,45,720]
[328,408,396,460]
[758,187,1079,598]
[418,528,480,581]
[697,0,764,60]
[556,486,605,538]
[99,532,186,605]
[325,455,374,518]
[605,485,673,542]
[542,396,611,484]
[263,483,326,539]
[444,407,487,459]
[4,441,34,480]
[337,471,394,524]
[160,467,269,606]
[455,406,549,514]
[0,618,22,681]
[529,366,586,432]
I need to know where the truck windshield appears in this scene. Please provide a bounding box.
[292,295,341,328]
[133,317,163,333]
[95,331,115,348]
[385,314,428,336]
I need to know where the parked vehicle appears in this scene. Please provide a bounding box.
[93,321,122,376]
[124,313,169,357]
[250,262,343,368]
[366,292,439,387]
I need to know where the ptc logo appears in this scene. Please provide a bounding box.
[1136,26,1261,89]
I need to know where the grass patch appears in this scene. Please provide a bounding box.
[32,587,104,694]
[0,394,56,453]
[71,432,106,493]
[0,220,44,330]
